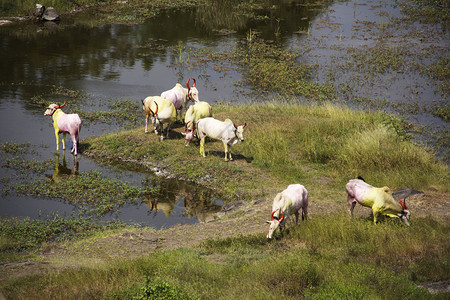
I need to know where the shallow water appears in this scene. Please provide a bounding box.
[0,0,447,227]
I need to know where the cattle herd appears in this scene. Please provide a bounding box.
[44,78,411,240]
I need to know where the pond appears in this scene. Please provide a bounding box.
[0,0,447,228]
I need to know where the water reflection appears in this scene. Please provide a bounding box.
[46,153,79,182]
[143,175,222,222]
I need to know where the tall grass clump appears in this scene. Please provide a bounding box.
[333,124,446,188]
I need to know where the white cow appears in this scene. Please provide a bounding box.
[182,101,213,146]
[161,78,199,121]
[196,117,246,161]
[346,178,410,225]
[266,184,309,239]
[141,96,176,141]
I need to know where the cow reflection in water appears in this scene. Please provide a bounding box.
[46,153,79,182]
[183,187,221,222]
[143,176,221,221]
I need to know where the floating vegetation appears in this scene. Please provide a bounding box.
[235,38,335,100]
[347,45,405,74]
[15,170,147,215]
[429,103,449,122]
[80,98,141,125]
[0,213,126,252]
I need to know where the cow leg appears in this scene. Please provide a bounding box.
[166,124,171,139]
[200,138,206,158]
[70,134,77,155]
[372,208,381,224]
[62,132,66,150]
[347,194,356,216]
[54,129,60,151]
[223,142,229,161]
[295,211,299,224]
[145,115,149,133]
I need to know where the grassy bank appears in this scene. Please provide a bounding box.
[82,101,448,202]
[1,214,448,299]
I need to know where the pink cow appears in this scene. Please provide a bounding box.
[44,101,82,156]
[345,178,410,225]
[160,78,199,121]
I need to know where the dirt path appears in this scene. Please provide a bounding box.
[1,189,448,281]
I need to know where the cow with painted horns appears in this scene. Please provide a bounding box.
[196,117,246,161]
[266,184,309,239]
[44,101,81,156]
[142,96,176,141]
[182,101,213,146]
[161,78,199,122]
[345,178,410,225]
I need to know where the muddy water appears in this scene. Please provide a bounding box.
[0,0,447,227]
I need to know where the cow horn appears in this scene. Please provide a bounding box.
[279,210,285,223]
[59,101,66,108]
[233,123,237,129]
[270,209,277,220]
[398,197,407,209]
[185,121,193,132]
[193,78,196,87]
[243,122,247,128]
[154,102,159,115]
[186,78,191,90]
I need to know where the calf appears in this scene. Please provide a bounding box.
[44,101,81,156]
[345,178,410,225]
[196,117,246,161]
[266,184,308,239]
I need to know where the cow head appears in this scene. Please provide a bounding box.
[234,122,247,142]
[186,78,199,103]
[183,121,195,146]
[44,101,66,116]
[150,102,161,130]
[398,198,410,226]
[266,209,285,239]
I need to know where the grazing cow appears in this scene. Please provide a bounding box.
[161,78,199,121]
[345,178,410,225]
[266,184,309,239]
[196,117,246,161]
[182,101,213,146]
[44,101,81,156]
[142,96,176,141]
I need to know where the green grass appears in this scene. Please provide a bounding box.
[81,101,449,200]
[1,214,448,299]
